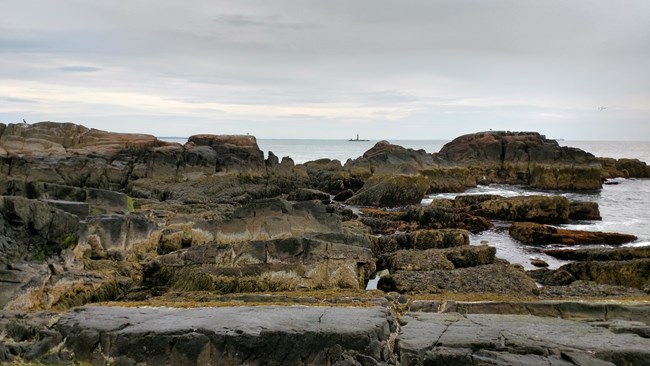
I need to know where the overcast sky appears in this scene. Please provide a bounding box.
[1,0,648,140]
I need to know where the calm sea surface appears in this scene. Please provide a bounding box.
[160,137,650,269]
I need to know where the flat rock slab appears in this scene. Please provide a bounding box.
[398,312,650,365]
[56,305,394,365]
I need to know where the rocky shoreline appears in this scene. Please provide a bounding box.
[1,121,649,365]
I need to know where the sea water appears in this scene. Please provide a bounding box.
[159,136,650,269]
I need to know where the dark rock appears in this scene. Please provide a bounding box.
[407,205,493,233]
[530,258,549,267]
[560,259,650,290]
[569,201,601,221]
[473,195,571,224]
[600,157,650,179]
[544,246,650,261]
[333,189,354,202]
[287,188,330,203]
[372,229,469,255]
[435,131,602,190]
[527,268,576,286]
[378,263,538,295]
[397,311,650,366]
[510,222,638,246]
[55,306,395,366]
[346,174,430,207]
[0,196,80,264]
[378,245,496,273]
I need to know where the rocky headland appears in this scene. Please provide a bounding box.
[1,122,648,365]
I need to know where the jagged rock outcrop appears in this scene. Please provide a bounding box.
[377,245,496,272]
[599,157,650,179]
[0,122,269,195]
[0,196,80,264]
[346,174,430,207]
[457,194,572,224]
[145,236,375,292]
[372,229,469,255]
[434,131,603,190]
[560,259,650,291]
[509,222,637,246]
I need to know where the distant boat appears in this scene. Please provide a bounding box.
[349,134,369,142]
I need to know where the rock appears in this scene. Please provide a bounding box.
[346,174,430,207]
[539,280,647,299]
[527,268,576,286]
[397,312,650,366]
[332,189,354,202]
[0,196,80,264]
[569,200,602,221]
[302,159,361,194]
[530,258,549,267]
[473,195,571,224]
[378,245,496,273]
[509,222,638,246]
[434,131,602,190]
[600,157,650,179]
[346,140,437,176]
[372,229,469,255]
[406,205,493,233]
[144,237,375,292]
[186,134,265,173]
[286,188,330,203]
[560,259,650,290]
[75,214,158,259]
[544,246,650,261]
[55,306,395,365]
[378,263,538,295]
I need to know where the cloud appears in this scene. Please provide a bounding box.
[0,0,648,140]
[59,66,102,73]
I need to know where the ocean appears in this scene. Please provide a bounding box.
[159,136,650,270]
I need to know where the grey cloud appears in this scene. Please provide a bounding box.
[60,66,102,73]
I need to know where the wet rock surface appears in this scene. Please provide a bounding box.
[397,311,650,365]
[509,221,637,246]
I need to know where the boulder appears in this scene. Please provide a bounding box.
[569,200,601,221]
[346,174,430,207]
[345,140,437,176]
[407,205,493,233]
[527,268,576,286]
[378,263,538,295]
[186,134,265,173]
[600,157,650,179]
[378,245,496,273]
[472,195,571,224]
[509,222,638,246]
[434,131,602,190]
[560,259,650,290]
[372,229,469,255]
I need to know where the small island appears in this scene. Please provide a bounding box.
[349,133,369,141]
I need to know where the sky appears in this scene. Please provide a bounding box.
[0,0,649,140]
